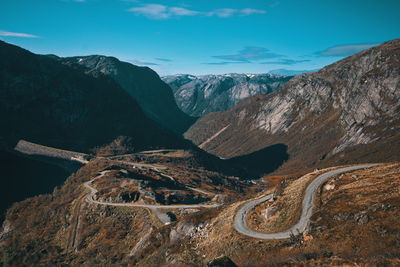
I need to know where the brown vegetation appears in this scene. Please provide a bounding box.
[1,155,399,266]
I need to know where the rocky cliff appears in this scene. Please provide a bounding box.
[185,39,400,173]
[163,73,291,117]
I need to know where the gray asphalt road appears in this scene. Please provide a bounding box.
[84,171,220,209]
[233,163,379,239]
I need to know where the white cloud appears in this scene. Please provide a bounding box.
[128,4,266,19]
[0,30,39,38]
[207,8,237,18]
[207,8,266,17]
[169,7,199,16]
[128,4,198,19]
[317,43,380,57]
[239,8,267,15]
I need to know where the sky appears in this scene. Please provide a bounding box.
[1,0,399,75]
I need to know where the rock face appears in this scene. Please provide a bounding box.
[59,55,195,134]
[185,39,400,173]
[163,73,291,117]
[0,41,189,152]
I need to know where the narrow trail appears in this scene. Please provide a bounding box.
[233,163,379,240]
[199,125,230,149]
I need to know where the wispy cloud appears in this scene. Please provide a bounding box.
[260,59,311,65]
[128,59,160,66]
[128,4,197,19]
[0,30,39,38]
[268,68,318,76]
[128,4,266,19]
[206,8,266,18]
[212,46,282,63]
[155,58,172,62]
[316,43,380,57]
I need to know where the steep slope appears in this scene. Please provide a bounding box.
[60,56,195,134]
[0,150,71,223]
[163,73,291,116]
[185,39,400,174]
[1,159,399,266]
[0,148,256,266]
[0,40,189,153]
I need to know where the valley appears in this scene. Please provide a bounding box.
[2,138,399,266]
[0,32,399,266]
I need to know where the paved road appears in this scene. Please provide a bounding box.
[15,139,216,197]
[233,163,379,239]
[84,172,220,209]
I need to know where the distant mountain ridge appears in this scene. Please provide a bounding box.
[185,39,400,174]
[59,55,195,134]
[162,73,292,117]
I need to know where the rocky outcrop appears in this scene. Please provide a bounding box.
[208,256,238,267]
[120,191,140,202]
[185,39,400,173]
[0,220,12,243]
[163,73,291,116]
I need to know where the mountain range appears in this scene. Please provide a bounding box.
[163,73,292,117]
[185,39,400,174]
[0,40,289,222]
[0,39,399,267]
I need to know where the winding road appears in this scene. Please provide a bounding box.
[14,140,380,240]
[84,171,220,209]
[234,163,379,239]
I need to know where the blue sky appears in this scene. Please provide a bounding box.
[1,0,399,75]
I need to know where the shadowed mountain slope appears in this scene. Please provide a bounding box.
[0,41,190,153]
[60,56,196,134]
